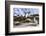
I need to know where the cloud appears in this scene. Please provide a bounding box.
[13,8,39,16]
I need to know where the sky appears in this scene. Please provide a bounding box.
[13,8,39,16]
